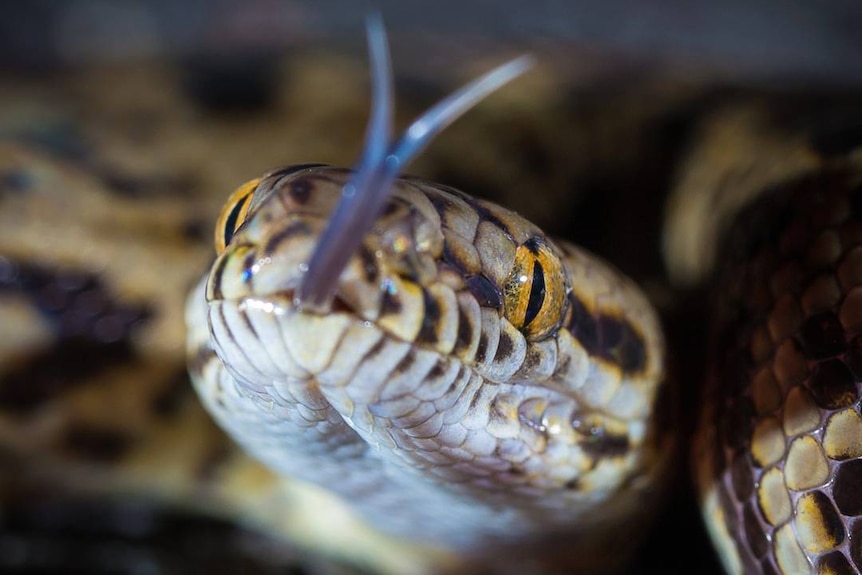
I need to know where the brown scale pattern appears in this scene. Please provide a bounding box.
[701,163,862,575]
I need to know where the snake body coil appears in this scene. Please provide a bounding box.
[694,147,862,575]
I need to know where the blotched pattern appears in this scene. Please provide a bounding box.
[697,160,862,575]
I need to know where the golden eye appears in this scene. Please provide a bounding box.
[503,237,567,340]
[215,178,260,254]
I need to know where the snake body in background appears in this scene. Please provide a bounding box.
[666,112,862,574]
[0,18,861,575]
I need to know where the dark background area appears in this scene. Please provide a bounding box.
[2,0,862,85]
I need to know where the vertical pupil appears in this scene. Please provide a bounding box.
[222,193,252,247]
[524,260,545,327]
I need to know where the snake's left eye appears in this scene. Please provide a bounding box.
[215,178,261,254]
[503,238,568,341]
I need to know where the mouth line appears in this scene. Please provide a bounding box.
[230,287,362,318]
[226,288,590,408]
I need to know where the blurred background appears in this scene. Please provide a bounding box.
[3,0,862,83]
[1,2,862,574]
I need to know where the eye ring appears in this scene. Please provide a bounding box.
[502,237,568,340]
[214,178,261,254]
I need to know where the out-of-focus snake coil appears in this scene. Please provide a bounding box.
[694,152,862,575]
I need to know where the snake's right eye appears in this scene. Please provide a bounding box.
[503,237,568,341]
[215,178,261,254]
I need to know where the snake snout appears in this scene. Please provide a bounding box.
[208,167,447,322]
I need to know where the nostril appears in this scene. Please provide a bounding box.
[287,288,356,316]
[330,294,356,314]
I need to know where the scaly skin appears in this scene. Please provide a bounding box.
[665,102,862,575]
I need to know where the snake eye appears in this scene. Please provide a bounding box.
[503,237,567,340]
[215,178,261,253]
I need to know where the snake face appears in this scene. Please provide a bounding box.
[188,159,671,570]
[215,167,571,347]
